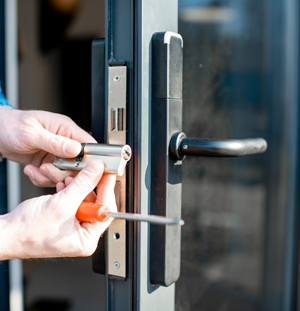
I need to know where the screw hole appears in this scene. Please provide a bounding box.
[114,232,120,240]
[113,75,121,82]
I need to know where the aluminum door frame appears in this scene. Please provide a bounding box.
[135,1,178,310]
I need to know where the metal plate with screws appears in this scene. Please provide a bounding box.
[107,65,127,278]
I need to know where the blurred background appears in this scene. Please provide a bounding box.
[18,1,105,310]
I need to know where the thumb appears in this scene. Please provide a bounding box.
[96,174,117,208]
[59,160,105,212]
[35,128,82,158]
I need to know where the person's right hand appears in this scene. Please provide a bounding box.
[0,160,117,260]
[0,108,96,187]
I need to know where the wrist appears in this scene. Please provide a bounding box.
[0,212,30,260]
[0,203,51,260]
[0,213,15,260]
[0,211,40,260]
[0,108,18,156]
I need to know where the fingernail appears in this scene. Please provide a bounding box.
[64,142,80,156]
[25,167,34,179]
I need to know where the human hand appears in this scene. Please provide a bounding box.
[0,108,96,187]
[0,160,117,260]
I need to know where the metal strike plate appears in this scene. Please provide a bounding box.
[53,144,131,176]
[107,64,127,278]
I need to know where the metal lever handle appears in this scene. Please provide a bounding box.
[170,132,268,160]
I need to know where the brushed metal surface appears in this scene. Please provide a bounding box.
[107,65,127,278]
[53,144,131,176]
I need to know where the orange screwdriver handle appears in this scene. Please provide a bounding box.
[76,202,111,223]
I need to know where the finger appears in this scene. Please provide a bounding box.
[65,176,96,203]
[41,153,55,165]
[96,175,116,204]
[64,176,74,187]
[40,163,77,184]
[38,112,97,144]
[34,128,83,158]
[56,182,66,193]
[64,122,97,144]
[24,165,56,187]
[80,175,116,234]
[59,159,104,212]
[84,191,97,203]
[81,217,114,236]
[95,174,117,212]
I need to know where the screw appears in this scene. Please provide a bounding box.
[113,75,121,82]
[75,162,79,167]
[114,232,120,240]
[182,145,188,150]
[114,261,120,269]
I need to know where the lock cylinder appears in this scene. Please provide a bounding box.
[53,143,131,176]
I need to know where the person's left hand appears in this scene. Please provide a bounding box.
[0,108,96,187]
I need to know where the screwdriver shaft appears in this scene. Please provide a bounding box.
[76,201,184,226]
[104,211,184,226]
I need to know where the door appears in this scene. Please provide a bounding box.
[1,0,298,310]
[99,0,300,310]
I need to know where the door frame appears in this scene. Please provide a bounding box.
[104,0,300,310]
[102,0,178,310]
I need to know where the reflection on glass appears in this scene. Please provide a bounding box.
[176,0,268,309]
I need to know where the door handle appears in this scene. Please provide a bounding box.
[150,31,268,287]
[169,132,267,160]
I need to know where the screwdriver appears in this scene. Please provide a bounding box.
[77,202,184,226]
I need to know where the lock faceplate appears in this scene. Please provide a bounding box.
[107,64,127,278]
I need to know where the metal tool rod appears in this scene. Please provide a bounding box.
[104,212,184,226]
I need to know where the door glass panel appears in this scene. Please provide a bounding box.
[176,1,290,310]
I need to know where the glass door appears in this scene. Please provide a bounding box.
[175,0,298,310]
[7,0,297,310]
[122,0,300,310]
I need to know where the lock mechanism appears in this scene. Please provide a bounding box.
[53,143,131,176]
[90,39,129,279]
